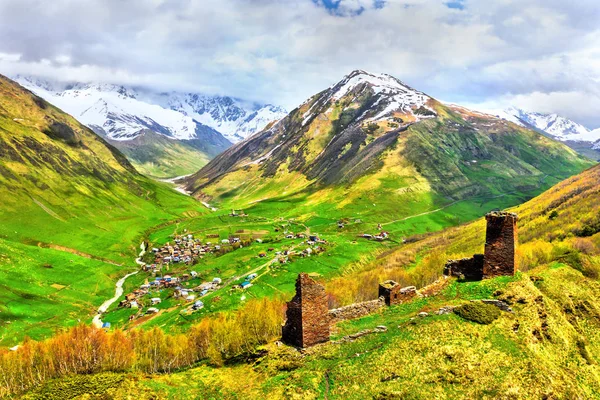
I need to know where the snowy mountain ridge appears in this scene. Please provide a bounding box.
[13,75,286,143]
[157,92,287,142]
[499,107,600,143]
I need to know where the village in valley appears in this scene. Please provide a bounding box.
[112,215,337,324]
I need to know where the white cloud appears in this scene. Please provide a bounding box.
[0,0,599,127]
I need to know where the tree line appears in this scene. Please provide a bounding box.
[0,297,284,398]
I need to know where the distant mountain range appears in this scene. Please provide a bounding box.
[13,75,286,177]
[185,70,591,221]
[495,107,600,157]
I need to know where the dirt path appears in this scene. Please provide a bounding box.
[381,201,461,227]
[36,242,124,266]
[30,197,66,222]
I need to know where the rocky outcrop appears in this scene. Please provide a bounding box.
[480,299,513,312]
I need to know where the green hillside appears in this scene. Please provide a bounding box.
[87,73,594,336]
[185,71,592,229]
[101,267,600,399]
[0,75,205,345]
[104,130,212,178]
[10,160,600,400]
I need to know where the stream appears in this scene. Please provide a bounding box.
[92,242,145,328]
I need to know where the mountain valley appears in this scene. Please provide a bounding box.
[0,71,598,399]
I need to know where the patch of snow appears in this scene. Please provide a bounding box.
[244,142,283,166]
[201,201,217,212]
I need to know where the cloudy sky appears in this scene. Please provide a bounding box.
[1,0,599,127]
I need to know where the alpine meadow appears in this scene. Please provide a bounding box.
[1,1,600,399]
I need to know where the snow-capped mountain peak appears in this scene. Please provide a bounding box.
[307,69,433,124]
[331,70,428,101]
[506,107,589,136]
[157,92,287,142]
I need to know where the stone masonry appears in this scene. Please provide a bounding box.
[328,297,385,324]
[483,211,518,278]
[378,280,418,305]
[282,273,330,348]
[443,212,518,280]
[444,254,484,280]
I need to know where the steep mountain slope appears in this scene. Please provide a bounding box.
[0,74,204,343]
[14,76,233,178]
[185,70,593,222]
[102,130,212,178]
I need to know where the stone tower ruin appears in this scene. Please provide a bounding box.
[282,273,330,348]
[444,211,518,280]
[483,211,518,278]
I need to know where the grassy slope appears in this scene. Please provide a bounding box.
[0,75,205,345]
[31,265,600,399]
[53,165,600,399]
[107,130,211,179]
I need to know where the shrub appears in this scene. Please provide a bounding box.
[364,123,379,134]
[551,244,583,271]
[454,302,500,324]
[581,257,600,279]
[518,240,553,272]
[571,238,597,256]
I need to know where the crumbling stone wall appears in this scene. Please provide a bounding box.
[378,280,418,305]
[282,273,330,348]
[328,298,385,324]
[444,254,484,280]
[483,211,518,278]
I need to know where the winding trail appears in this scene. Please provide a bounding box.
[92,243,145,328]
